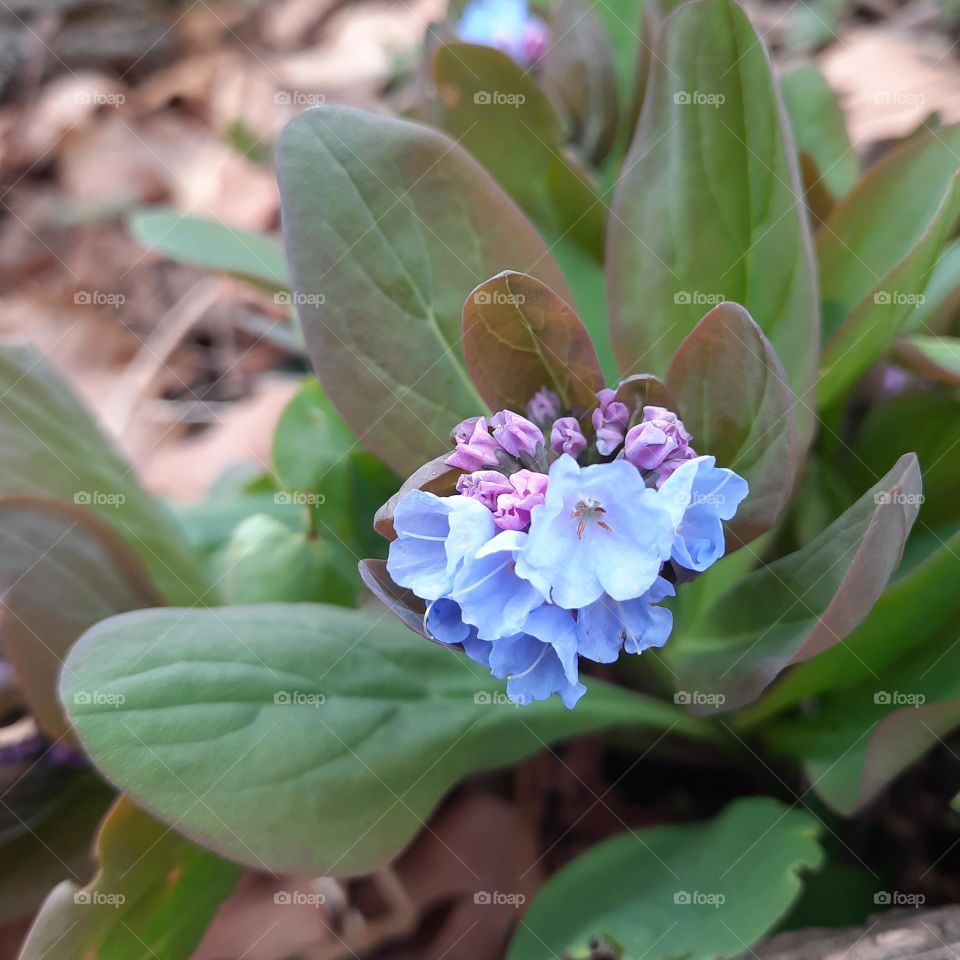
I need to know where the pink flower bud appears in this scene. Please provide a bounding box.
[493,469,548,531]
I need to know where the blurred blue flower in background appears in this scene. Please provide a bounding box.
[457,0,550,65]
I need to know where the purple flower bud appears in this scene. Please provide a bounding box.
[520,17,550,62]
[624,406,693,471]
[491,410,544,459]
[526,387,561,424]
[446,416,500,471]
[457,469,513,511]
[591,389,630,456]
[654,447,698,487]
[493,469,548,531]
[550,417,587,458]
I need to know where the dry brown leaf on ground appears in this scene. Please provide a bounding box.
[137,375,297,502]
[390,792,545,960]
[10,71,129,168]
[192,871,339,960]
[821,25,960,145]
[276,0,446,100]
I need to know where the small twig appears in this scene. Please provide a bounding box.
[103,277,223,438]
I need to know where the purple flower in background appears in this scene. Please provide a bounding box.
[526,387,561,424]
[623,406,693,471]
[457,0,551,65]
[446,416,500,471]
[591,388,630,456]
[491,410,544,459]
[550,416,587,457]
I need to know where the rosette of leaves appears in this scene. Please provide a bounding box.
[4,0,958,955]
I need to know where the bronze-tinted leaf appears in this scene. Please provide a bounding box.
[358,559,428,640]
[666,302,797,547]
[462,271,604,416]
[0,496,162,742]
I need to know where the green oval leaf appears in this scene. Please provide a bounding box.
[817,125,960,341]
[128,208,289,292]
[780,62,858,203]
[508,797,823,960]
[817,172,960,406]
[542,0,619,165]
[462,271,604,414]
[739,528,960,729]
[768,633,960,814]
[608,0,818,442]
[0,343,209,605]
[62,604,715,876]
[667,454,922,711]
[0,496,162,741]
[18,797,239,960]
[666,302,797,547]
[431,42,606,259]
[276,105,573,476]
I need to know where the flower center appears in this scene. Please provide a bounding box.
[570,498,613,540]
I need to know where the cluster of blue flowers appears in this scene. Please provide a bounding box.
[386,388,748,707]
